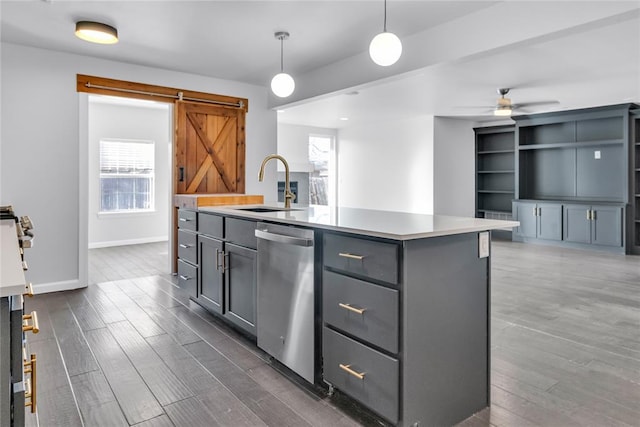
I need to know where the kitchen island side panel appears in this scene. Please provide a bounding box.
[402,232,489,426]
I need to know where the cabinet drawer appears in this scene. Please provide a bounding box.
[226,217,257,249]
[323,327,399,423]
[178,209,197,231]
[323,270,398,353]
[178,230,197,265]
[177,259,197,299]
[199,213,223,238]
[324,233,399,284]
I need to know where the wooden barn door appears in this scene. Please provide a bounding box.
[175,101,246,194]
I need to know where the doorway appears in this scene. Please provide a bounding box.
[87,95,173,284]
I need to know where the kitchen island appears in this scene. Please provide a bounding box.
[178,204,518,426]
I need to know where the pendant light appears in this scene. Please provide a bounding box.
[75,21,118,44]
[271,31,295,98]
[369,0,402,66]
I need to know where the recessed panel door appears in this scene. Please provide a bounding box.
[592,206,622,247]
[563,205,591,244]
[198,235,223,314]
[537,204,562,241]
[514,202,537,238]
[224,243,256,335]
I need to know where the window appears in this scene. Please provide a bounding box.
[308,135,334,206]
[99,139,155,213]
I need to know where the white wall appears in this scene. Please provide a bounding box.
[0,42,276,291]
[337,116,434,214]
[88,100,170,248]
[277,123,337,172]
[433,117,478,217]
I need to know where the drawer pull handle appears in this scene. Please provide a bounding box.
[179,243,193,249]
[24,353,36,413]
[179,275,192,281]
[338,303,366,315]
[24,282,34,297]
[23,311,39,334]
[179,218,191,222]
[338,252,365,260]
[339,363,365,380]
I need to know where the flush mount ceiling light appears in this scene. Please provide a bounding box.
[369,0,402,66]
[271,31,295,98]
[75,21,118,44]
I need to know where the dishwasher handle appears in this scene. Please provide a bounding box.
[255,229,313,247]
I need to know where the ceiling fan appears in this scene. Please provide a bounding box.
[461,88,559,117]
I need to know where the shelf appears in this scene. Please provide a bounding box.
[477,209,511,214]
[477,170,514,174]
[477,190,514,194]
[477,150,514,155]
[519,139,624,150]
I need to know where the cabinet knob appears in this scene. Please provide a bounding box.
[23,311,39,334]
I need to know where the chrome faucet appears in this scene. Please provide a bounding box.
[258,154,296,208]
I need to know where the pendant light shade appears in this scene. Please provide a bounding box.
[75,21,118,44]
[370,0,402,66]
[493,107,512,116]
[369,32,402,66]
[271,31,295,98]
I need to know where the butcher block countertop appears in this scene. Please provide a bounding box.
[173,193,264,209]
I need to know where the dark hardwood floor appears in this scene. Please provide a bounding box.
[23,241,640,426]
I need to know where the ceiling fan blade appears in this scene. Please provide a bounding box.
[513,100,560,108]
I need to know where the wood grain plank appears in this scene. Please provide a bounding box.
[69,370,128,426]
[184,340,312,427]
[145,334,222,395]
[107,321,193,406]
[84,327,164,425]
[49,306,99,376]
[84,285,127,324]
[69,298,106,331]
[132,414,176,427]
[32,385,83,427]
[100,284,166,338]
[164,397,222,427]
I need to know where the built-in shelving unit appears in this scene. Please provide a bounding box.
[632,110,640,253]
[474,125,515,225]
[510,103,638,254]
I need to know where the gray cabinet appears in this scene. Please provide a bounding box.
[177,209,198,299]
[563,204,623,247]
[191,212,257,337]
[513,202,562,241]
[224,242,256,335]
[198,234,223,314]
[631,110,640,254]
[322,232,401,424]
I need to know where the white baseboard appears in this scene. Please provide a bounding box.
[88,236,168,249]
[32,279,86,294]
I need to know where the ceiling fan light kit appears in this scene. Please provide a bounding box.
[370,0,402,66]
[271,31,295,98]
[75,21,118,44]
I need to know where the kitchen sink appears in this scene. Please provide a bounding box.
[234,206,301,213]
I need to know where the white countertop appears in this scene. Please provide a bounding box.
[198,204,520,241]
[0,219,27,297]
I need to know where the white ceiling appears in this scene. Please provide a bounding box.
[2,1,639,128]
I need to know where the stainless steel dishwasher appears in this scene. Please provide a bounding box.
[255,222,315,384]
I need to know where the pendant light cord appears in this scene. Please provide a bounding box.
[280,37,284,72]
[383,0,387,32]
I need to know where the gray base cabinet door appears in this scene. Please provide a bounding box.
[537,203,562,240]
[514,202,537,238]
[198,235,223,314]
[563,205,591,243]
[224,243,257,335]
[592,205,622,247]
